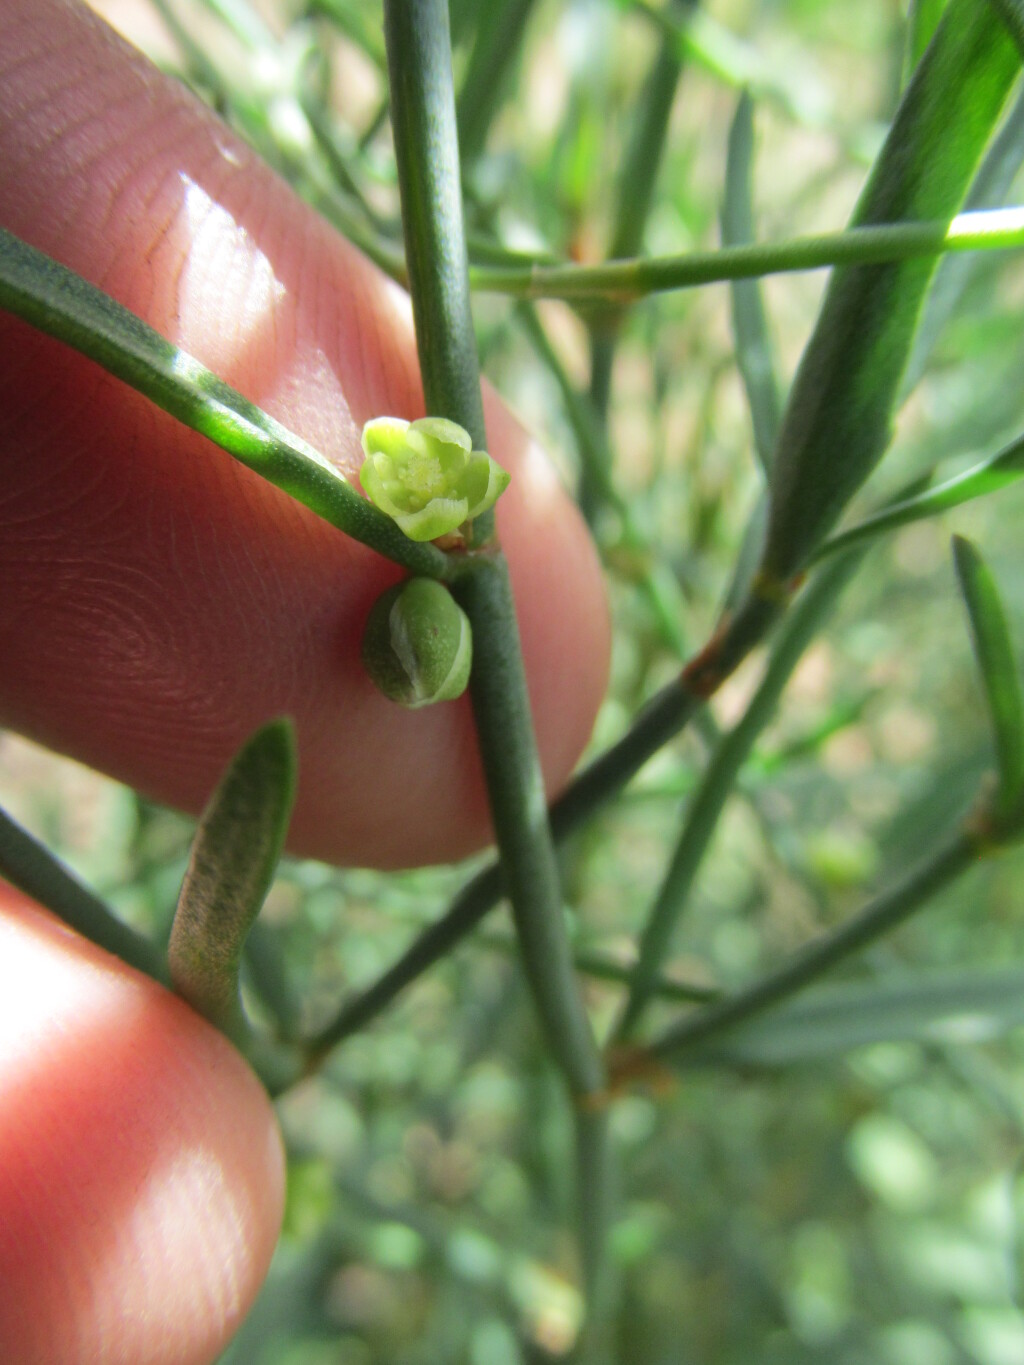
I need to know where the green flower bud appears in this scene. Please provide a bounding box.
[362,578,473,708]
[359,415,510,542]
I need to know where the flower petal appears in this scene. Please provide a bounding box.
[361,415,411,458]
[394,496,469,541]
[411,416,472,451]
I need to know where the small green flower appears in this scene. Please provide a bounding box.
[362,578,472,708]
[359,416,510,542]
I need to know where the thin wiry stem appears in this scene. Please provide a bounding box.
[469,209,1024,302]
[383,0,609,1319]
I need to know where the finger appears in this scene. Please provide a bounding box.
[0,884,284,1365]
[0,0,610,869]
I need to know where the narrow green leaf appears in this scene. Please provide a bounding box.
[904,0,949,80]
[952,535,1024,821]
[989,0,1024,55]
[902,85,1024,395]
[0,805,166,982]
[581,0,690,524]
[168,719,297,1044]
[607,0,692,264]
[635,1,832,130]
[760,0,1020,582]
[0,228,448,579]
[638,832,976,1072]
[455,0,537,166]
[721,90,781,475]
[307,0,387,69]
[814,428,1024,560]
[689,965,1024,1067]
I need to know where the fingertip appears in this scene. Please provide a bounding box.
[0,0,610,869]
[0,886,284,1365]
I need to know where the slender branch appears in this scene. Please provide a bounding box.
[633,830,977,1069]
[303,900,719,1066]
[451,560,606,1096]
[811,428,1024,563]
[469,208,1024,302]
[0,805,167,983]
[382,0,608,1312]
[456,0,538,167]
[615,550,865,1040]
[721,90,781,475]
[476,932,720,1004]
[384,0,486,449]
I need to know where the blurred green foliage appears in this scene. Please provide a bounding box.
[5,0,1024,1359]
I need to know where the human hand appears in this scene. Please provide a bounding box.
[0,1,609,1359]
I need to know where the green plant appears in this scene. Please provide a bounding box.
[5,0,1024,1360]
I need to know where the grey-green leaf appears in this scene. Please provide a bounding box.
[903,0,949,81]
[990,0,1024,56]
[168,718,297,1044]
[721,89,781,475]
[688,966,1024,1067]
[760,0,1019,583]
[901,84,1024,396]
[952,535,1024,823]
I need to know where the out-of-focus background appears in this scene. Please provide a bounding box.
[6,1,1024,1360]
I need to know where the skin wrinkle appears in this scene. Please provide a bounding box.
[3,106,144,271]
[139,156,208,330]
[96,125,210,309]
[91,120,197,296]
[0,20,80,94]
[17,81,146,212]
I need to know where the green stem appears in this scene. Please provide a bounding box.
[303,893,720,1065]
[476,932,720,1004]
[574,1104,616,1348]
[384,0,487,452]
[811,428,1024,563]
[304,856,506,1062]
[579,328,618,526]
[383,0,608,1314]
[643,830,977,1065]
[608,3,694,265]
[615,550,865,1039]
[721,90,781,475]
[0,805,167,983]
[469,209,1024,302]
[452,559,606,1098]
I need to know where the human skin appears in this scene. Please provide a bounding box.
[0,1,610,1360]
[0,0,610,872]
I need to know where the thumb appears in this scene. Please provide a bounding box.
[0,885,284,1365]
[0,0,610,870]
